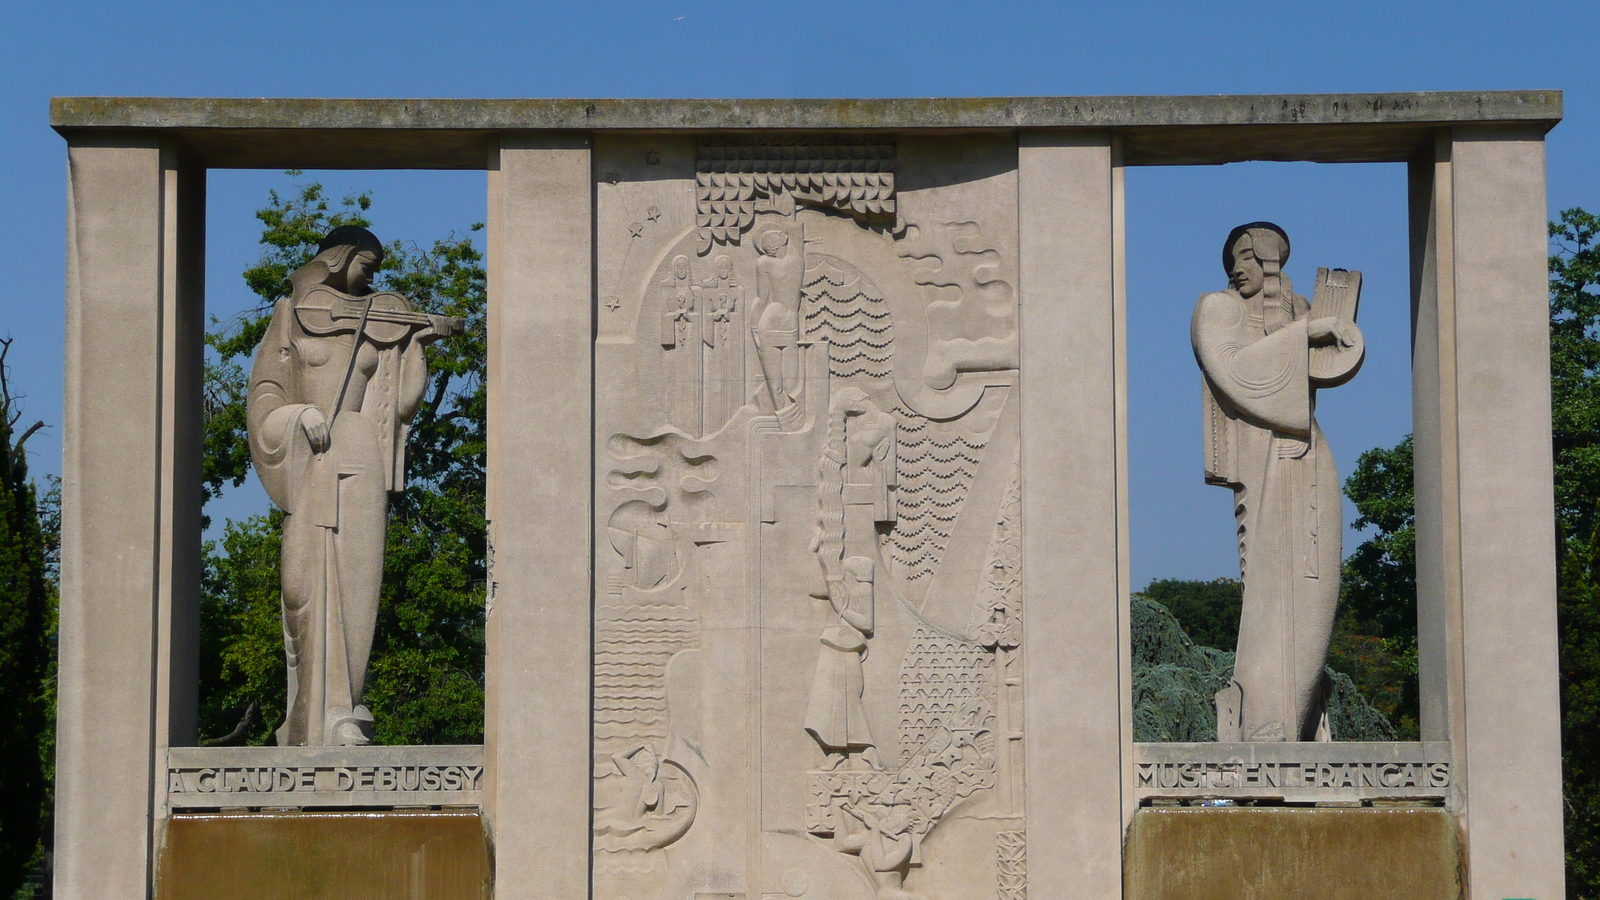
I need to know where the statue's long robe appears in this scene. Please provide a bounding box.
[248,289,422,746]
[1192,288,1340,742]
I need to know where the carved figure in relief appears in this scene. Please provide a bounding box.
[661,255,698,349]
[700,254,742,349]
[752,223,806,417]
[593,743,699,852]
[836,802,929,900]
[247,226,463,746]
[806,387,897,770]
[1191,222,1364,742]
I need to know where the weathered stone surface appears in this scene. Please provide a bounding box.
[166,745,485,809]
[1123,807,1460,900]
[52,92,1562,132]
[156,810,489,900]
[1133,741,1449,803]
[48,93,1563,169]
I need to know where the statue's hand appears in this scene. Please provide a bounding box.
[1308,317,1356,348]
[427,314,464,338]
[301,407,331,453]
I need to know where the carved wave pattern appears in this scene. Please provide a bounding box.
[800,253,990,585]
[887,411,989,585]
[594,606,698,764]
[803,254,894,384]
[896,627,996,764]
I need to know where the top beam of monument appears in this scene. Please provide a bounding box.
[49,92,1562,168]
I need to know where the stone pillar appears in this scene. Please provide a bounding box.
[57,137,205,899]
[1018,131,1129,900]
[1447,126,1565,899]
[484,133,594,900]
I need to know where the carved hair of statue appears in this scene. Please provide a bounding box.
[292,225,386,294]
[1221,221,1290,273]
[1223,221,1298,317]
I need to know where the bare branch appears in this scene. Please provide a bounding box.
[203,698,259,747]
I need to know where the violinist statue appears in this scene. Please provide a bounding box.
[247,226,464,746]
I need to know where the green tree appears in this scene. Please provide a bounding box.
[1139,577,1241,650]
[1337,435,1419,738]
[199,176,487,746]
[0,339,52,897]
[1549,207,1600,895]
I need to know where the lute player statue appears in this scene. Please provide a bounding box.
[1191,222,1364,742]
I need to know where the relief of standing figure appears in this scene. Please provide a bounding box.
[1191,222,1363,742]
[247,226,463,746]
[751,222,806,423]
[806,387,897,770]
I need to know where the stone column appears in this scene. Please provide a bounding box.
[57,137,205,899]
[1447,126,1565,899]
[484,133,594,900]
[1018,130,1130,900]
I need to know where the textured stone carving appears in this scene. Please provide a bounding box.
[593,134,1022,900]
[247,227,463,746]
[995,831,1026,900]
[694,140,896,253]
[1192,222,1364,743]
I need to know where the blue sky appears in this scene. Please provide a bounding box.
[1,0,1595,587]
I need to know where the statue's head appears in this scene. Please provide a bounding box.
[755,227,789,258]
[881,805,913,835]
[672,255,692,279]
[1222,222,1290,300]
[312,225,385,294]
[714,255,734,279]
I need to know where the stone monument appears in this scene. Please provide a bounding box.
[1192,222,1364,743]
[48,93,1567,900]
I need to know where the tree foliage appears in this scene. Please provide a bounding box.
[1140,577,1241,651]
[1337,435,1419,738]
[0,340,52,897]
[1549,207,1600,895]
[1130,592,1394,742]
[199,177,487,746]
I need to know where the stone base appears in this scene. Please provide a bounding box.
[1124,807,1460,900]
[156,809,489,900]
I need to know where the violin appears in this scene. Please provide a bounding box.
[295,284,466,344]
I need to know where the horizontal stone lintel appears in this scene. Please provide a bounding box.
[166,744,484,810]
[50,93,1562,169]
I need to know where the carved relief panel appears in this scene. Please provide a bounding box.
[593,133,1025,900]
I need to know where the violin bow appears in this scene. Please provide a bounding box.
[329,296,376,428]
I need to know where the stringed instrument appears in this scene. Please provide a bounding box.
[1308,267,1365,388]
[292,283,469,424]
[294,284,466,344]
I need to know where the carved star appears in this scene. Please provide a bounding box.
[629,221,645,238]
[646,205,662,222]
[604,295,621,312]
